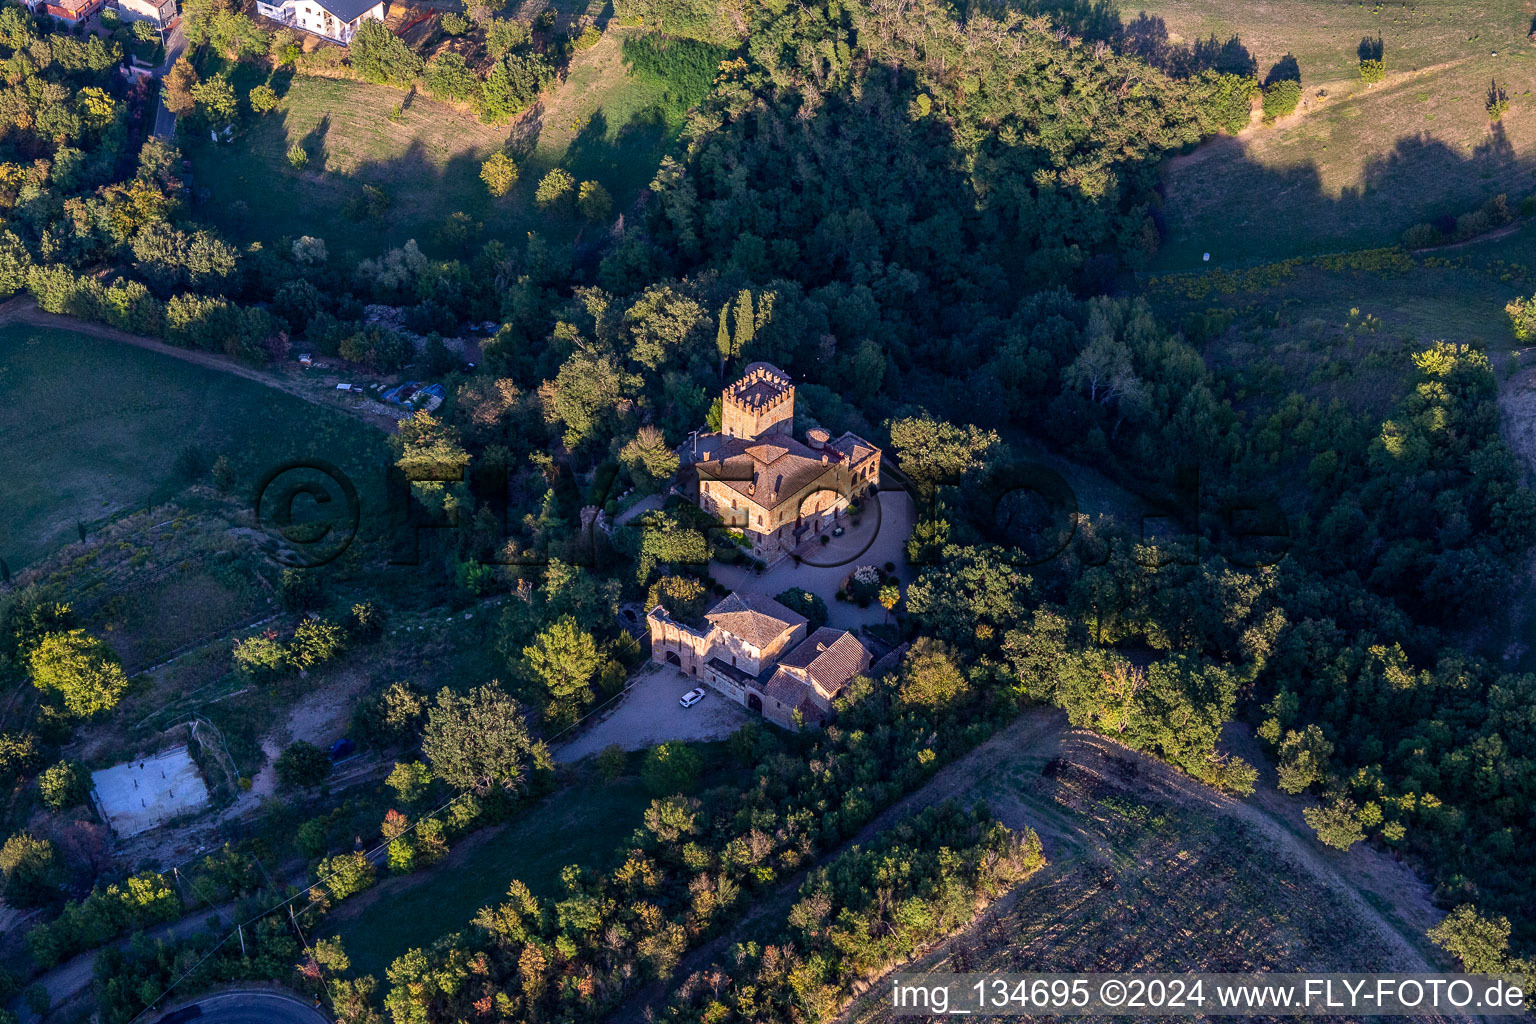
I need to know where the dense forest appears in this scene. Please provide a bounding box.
[1,0,1534,1016]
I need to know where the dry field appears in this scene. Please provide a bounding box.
[839,722,1450,1024]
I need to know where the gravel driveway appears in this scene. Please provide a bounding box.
[556,663,749,762]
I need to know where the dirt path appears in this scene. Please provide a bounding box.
[0,297,398,433]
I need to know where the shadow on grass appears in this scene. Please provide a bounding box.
[188,73,679,260]
[1156,122,1533,270]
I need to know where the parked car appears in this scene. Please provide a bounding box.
[679,688,706,708]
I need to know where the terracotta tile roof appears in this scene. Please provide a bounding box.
[828,432,880,466]
[761,668,807,706]
[778,628,871,699]
[705,592,806,649]
[698,435,840,512]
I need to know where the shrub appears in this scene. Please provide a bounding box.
[619,33,731,120]
[1400,222,1442,249]
[535,168,576,210]
[577,179,612,221]
[279,568,321,610]
[1260,79,1300,122]
[595,744,627,780]
[1454,208,1492,241]
[1186,69,1257,135]
[642,741,702,795]
[1506,294,1536,342]
[38,761,87,810]
[275,740,332,789]
[248,83,278,113]
[480,151,518,196]
[1487,78,1509,121]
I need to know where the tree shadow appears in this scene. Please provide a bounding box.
[268,64,296,100]
[1117,12,1254,78]
[1159,122,1532,270]
[506,98,546,162]
[1263,53,1300,88]
[299,112,331,168]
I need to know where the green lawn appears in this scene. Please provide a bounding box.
[189,35,691,263]
[188,73,528,261]
[525,30,686,210]
[329,777,653,979]
[1139,0,1536,270]
[0,324,386,571]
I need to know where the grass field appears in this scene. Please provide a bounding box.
[188,74,526,260]
[190,31,692,262]
[1136,0,1527,84]
[1157,54,1536,269]
[525,29,685,209]
[1144,0,1536,269]
[328,776,654,979]
[0,324,385,571]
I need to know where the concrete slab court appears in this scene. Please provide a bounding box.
[90,745,210,837]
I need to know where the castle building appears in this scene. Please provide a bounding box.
[648,592,872,729]
[690,363,881,565]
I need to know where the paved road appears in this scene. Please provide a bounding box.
[156,990,328,1024]
[152,20,186,139]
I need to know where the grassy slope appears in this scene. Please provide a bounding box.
[188,75,524,261]
[1139,0,1526,82]
[327,776,653,979]
[0,324,384,571]
[1148,0,1536,270]
[189,31,684,262]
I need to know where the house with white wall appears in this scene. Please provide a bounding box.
[110,0,176,28]
[254,0,383,44]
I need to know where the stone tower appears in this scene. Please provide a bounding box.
[722,362,794,441]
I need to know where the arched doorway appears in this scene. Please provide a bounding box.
[747,693,763,713]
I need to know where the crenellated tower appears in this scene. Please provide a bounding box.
[722,362,794,440]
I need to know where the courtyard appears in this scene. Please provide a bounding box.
[709,487,915,631]
[556,661,749,762]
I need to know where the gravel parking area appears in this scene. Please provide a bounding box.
[556,663,749,763]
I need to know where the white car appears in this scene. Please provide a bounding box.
[679,688,706,708]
